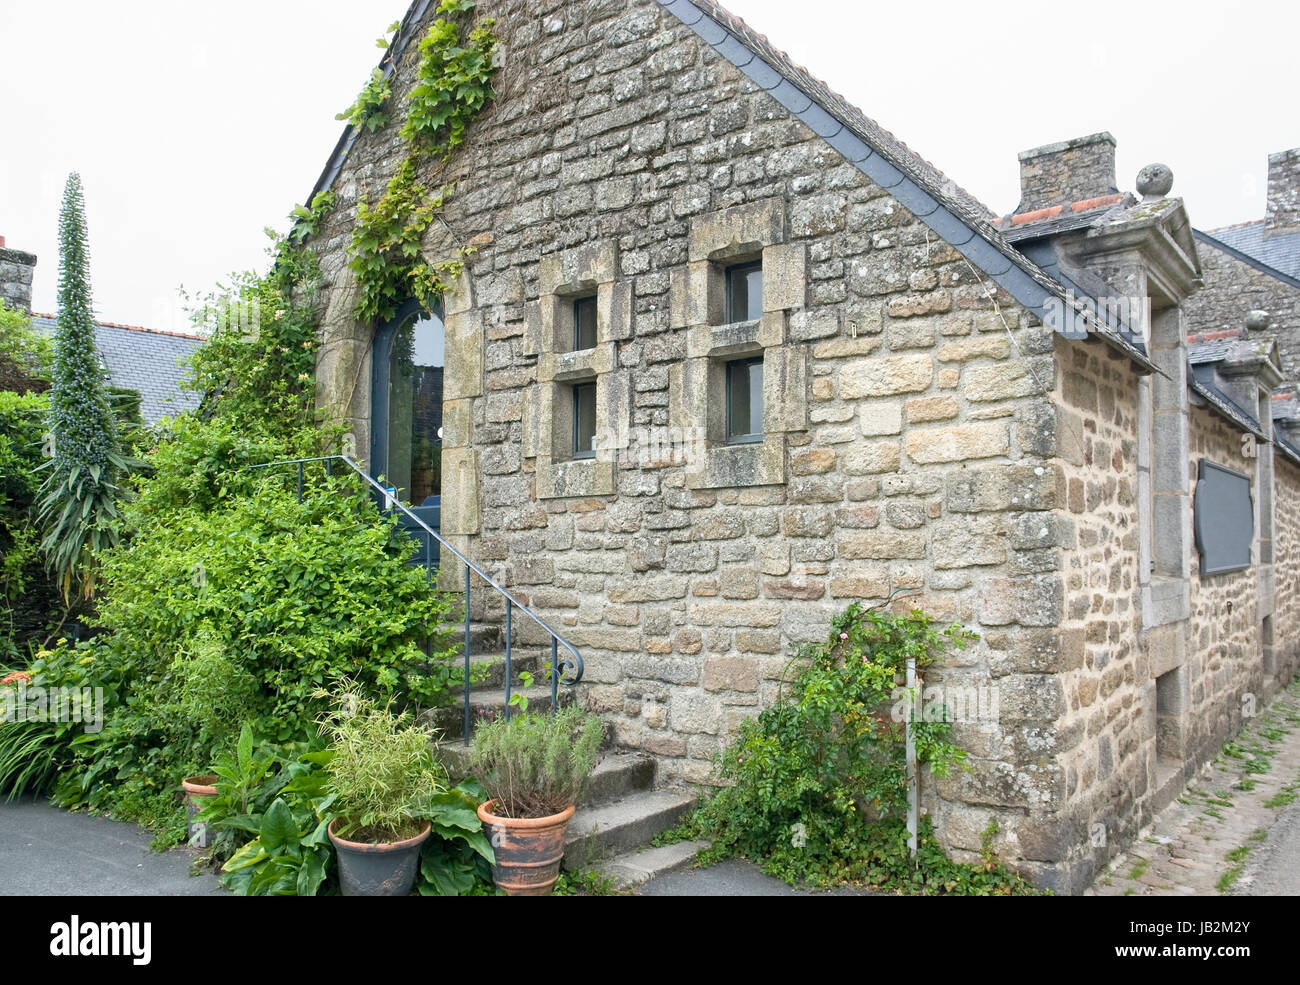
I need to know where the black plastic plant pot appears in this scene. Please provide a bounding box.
[327,819,431,896]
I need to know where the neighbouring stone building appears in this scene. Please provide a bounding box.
[1188,149,1300,388]
[304,0,1300,891]
[0,240,205,423]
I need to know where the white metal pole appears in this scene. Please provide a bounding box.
[906,654,918,858]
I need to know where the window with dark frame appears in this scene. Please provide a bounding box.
[572,381,597,459]
[573,295,598,351]
[725,260,763,324]
[725,357,763,444]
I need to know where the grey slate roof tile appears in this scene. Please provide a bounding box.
[1205,220,1300,281]
[30,315,204,424]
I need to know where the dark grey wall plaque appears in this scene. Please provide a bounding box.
[1194,459,1254,576]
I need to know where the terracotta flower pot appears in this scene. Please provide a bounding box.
[327,819,431,896]
[181,774,218,848]
[476,800,575,896]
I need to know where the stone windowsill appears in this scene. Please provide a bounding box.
[685,433,785,490]
[536,457,615,499]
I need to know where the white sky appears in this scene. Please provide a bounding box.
[1,0,1295,331]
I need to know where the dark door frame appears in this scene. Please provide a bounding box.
[369,297,443,485]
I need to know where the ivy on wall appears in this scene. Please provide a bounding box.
[346,0,499,324]
[335,22,400,133]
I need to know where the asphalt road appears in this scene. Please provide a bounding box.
[637,858,869,896]
[0,797,222,896]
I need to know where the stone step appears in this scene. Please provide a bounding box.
[438,621,576,659]
[453,649,550,691]
[584,752,656,805]
[420,686,570,741]
[563,790,697,869]
[595,840,708,890]
[432,749,655,807]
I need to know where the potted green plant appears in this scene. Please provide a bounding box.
[470,706,603,896]
[318,685,445,896]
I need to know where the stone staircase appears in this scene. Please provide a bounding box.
[428,632,704,889]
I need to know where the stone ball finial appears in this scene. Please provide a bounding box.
[1136,163,1174,199]
[1246,309,1271,331]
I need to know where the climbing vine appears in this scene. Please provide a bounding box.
[335,22,400,133]
[347,0,499,323]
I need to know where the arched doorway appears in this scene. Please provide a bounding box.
[371,298,445,531]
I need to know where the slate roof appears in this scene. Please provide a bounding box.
[30,315,205,424]
[1200,220,1300,283]
[1273,393,1300,464]
[1186,333,1274,440]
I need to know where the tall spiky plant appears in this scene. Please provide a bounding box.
[36,173,127,600]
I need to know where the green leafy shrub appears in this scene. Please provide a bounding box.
[318,684,445,842]
[0,300,52,392]
[665,602,1041,895]
[98,472,456,728]
[182,247,324,439]
[470,706,604,818]
[39,467,456,834]
[1,389,53,660]
[173,628,261,751]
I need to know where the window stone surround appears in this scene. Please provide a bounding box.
[668,198,809,490]
[524,239,630,499]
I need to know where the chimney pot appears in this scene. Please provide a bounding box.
[1016,132,1118,214]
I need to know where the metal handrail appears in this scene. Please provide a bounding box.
[249,454,584,743]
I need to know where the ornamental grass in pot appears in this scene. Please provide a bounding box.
[318,686,446,896]
[470,706,603,896]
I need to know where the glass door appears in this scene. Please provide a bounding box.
[371,300,445,527]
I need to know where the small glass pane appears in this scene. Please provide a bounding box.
[574,296,598,351]
[726,262,763,323]
[726,357,763,443]
[387,311,445,505]
[574,382,597,459]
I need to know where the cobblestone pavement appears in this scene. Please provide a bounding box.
[1089,680,1300,896]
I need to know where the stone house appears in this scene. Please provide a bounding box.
[304,0,1300,891]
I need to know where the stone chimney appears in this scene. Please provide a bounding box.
[1016,132,1119,214]
[0,237,37,313]
[1266,149,1300,232]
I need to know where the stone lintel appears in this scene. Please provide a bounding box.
[687,197,785,263]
